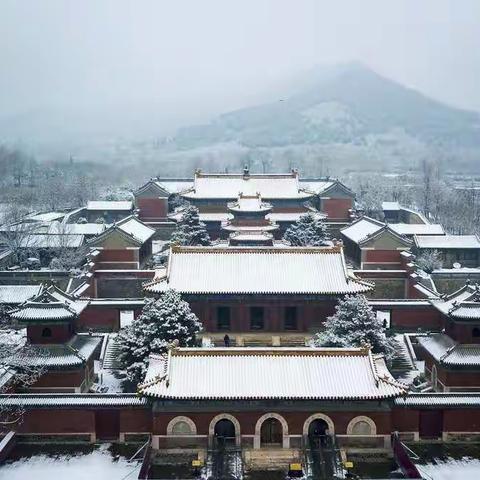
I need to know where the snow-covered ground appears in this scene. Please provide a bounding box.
[0,444,140,480]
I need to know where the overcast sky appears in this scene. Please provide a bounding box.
[2,0,480,121]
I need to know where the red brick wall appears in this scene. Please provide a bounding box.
[32,368,86,389]
[446,321,480,344]
[99,249,137,262]
[321,198,353,221]
[27,324,73,344]
[187,298,337,332]
[153,410,391,436]
[364,249,403,265]
[137,198,168,220]
[17,409,95,434]
[390,307,442,330]
[120,409,152,433]
[77,307,120,331]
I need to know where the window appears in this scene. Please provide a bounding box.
[284,307,297,330]
[172,421,194,435]
[473,327,480,338]
[376,310,391,329]
[217,306,231,331]
[351,421,372,436]
[41,327,52,338]
[120,310,134,329]
[250,307,264,330]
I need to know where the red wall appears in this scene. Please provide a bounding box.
[137,198,168,220]
[27,324,73,344]
[390,307,442,330]
[187,298,336,333]
[364,249,403,266]
[321,198,353,221]
[77,307,120,331]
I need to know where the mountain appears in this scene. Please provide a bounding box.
[173,63,480,172]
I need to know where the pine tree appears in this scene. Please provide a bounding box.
[283,213,329,246]
[117,289,202,383]
[171,204,211,246]
[314,294,394,357]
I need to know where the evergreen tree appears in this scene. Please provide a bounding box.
[314,294,394,357]
[415,250,443,273]
[171,204,211,246]
[117,289,202,383]
[283,213,329,246]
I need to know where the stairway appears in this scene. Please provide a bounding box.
[390,334,415,373]
[102,335,122,370]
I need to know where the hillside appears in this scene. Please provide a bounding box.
[173,63,480,173]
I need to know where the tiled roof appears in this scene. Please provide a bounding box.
[414,235,480,249]
[10,285,88,322]
[419,333,480,367]
[389,223,445,236]
[228,193,273,213]
[0,285,42,305]
[139,347,406,400]
[19,234,85,248]
[48,222,106,236]
[86,201,133,211]
[0,393,147,407]
[155,180,193,194]
[169,211,326,224]
[182,172,314,200]
[382,202,400,211]
[144,245,373,295]
[395,393,480,407]
[431,284,480,319]
[340,217,384,244]
[117,216,155,243]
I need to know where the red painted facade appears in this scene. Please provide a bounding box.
[320,198,353,221]
[137,197,168,221]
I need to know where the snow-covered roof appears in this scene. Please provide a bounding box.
[382,201,400,211]
[86,201,133,211]
[414,235,480,249]
[19,234,85,249]
[117,216,155,243]
[10,285,88,323]
[340,217,384,244]
[396,393,480,407]
[139,346,406,400]
[48,222,106,236]
[181,171,314,200]
[419,333,480,367]
[389,223,445,236]
[227,193,272,213]
[25,212,66,222]
[144,245,373,295]
[0,285,43,305]
[431,283,480,319]
[154,179,193,194]
[0,393,147,407]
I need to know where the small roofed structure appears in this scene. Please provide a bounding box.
[340,216,411,269]
[88,215,155,269]
[222,193,278,246]
[413,235,480,268]
[85,200,133,223]
[419,283,480,391]
[7,284,100,392]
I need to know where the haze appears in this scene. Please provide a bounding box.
[1,0,480,139]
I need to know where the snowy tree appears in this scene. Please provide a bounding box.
[171,205,211,246]
[283,213,329,246]
[117,289,202,383]
[314,294,394,358]
[415,250,443,273]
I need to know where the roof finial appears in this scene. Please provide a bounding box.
[243,165,250,178]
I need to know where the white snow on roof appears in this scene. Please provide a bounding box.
[117,217,155,243]
[415,235,480,249]
[48,222,106,236]
[87,201,133,211]
[340,217,384,244]
[25,212,66,222]
[139,347,405,400]
[155,180,193,194]
[0,285,42,304]
[19,234,85,248]
[144,245,372,295]
[183,173,313,200]
[382,201,400,211]
[389,223,444,236]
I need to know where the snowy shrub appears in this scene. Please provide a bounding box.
[314,294,395,358]
[170,205,211,246]
[283,213,329,246]
[117,290,202,383]
[415,250,443,273]
[77,217,88,224]
[49,257,63,270]
[95,216,106,224]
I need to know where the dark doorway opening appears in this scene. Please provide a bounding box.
[214,419,236,445]
[419,410,443,439]
[95,410,120,441]
[260,417,283,446]
[308,419,329,447]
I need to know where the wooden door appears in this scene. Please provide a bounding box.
[261,418,283,445]
[95,410,120,440]
[419,410,443,439]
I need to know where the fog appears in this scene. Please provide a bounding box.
[1,0,480,145]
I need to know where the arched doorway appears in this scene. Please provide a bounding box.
[308,419,329,447]
[260,417,283,446]
[214,419,236,444]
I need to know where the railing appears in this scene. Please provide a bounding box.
[391,432,422,479]
[302,434,344,480]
